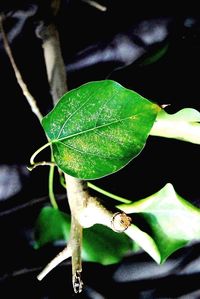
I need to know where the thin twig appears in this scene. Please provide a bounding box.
[37,246,71,281]
[0,14,43,122]
[81,0,107,11]
[48,153,58,209]
[1,5,131,292]
[27,161,55,171]
[0,194,66,218]
[0,18,58,208]
[0,266,43,282]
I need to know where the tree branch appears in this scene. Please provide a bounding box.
[37,18,132,291]
[1,5,131,293]
[37,246,71,281]
[36,22,68,103]
[0,14,43,123]
[81,0,107,12]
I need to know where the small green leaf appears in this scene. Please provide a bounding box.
[118,183,200,263]
[34,206,71,249]
[139,43,169,66]
[125,224,161,263]
[42,80,160,179]
[82,224,133,265]
[34,206,133,265]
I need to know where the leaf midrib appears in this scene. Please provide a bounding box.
[53,113,142,143]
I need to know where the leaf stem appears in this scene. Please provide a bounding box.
[59,171,66,188]
[87,182,132,204]
[27,161,55,171]
[29,141,52,166]
[48,153,58,209]
[59,173,131,204]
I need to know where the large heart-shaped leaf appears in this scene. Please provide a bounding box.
[42,80,160,179]
[34,206,134,265]
[118,183,200,263]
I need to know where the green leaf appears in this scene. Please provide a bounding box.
[125,224,161,263]
[150,108,200,144]
[34,206,71,249]
[118,183,200,263]
[82,224,133,265]
[34,206,133,265]
[42,80,160,179]
[139,43,169,66]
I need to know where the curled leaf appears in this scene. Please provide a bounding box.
[118,183,200,263]
[150,108,200,144]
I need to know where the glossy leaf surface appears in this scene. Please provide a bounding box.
[151,108,200,144]
[42,80,160,179]
[119,183,200,263]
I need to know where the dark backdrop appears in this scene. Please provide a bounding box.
[0,1,200,298]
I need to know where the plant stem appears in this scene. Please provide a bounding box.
[1,9,132,291]
[0,14,43,122]
[81,0,107,11]
[27,161,55,171]
[37,15,85,292]
[88,182,132,204]
[59,174,131,204]
[48,153,58,209]
[0,14,59,210]
[38,22,68,103]
[37,246,71,281]
[36,2,131,291]
[70,215,83,293]
[29,141,52,166]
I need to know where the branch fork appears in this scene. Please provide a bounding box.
[37,193,131,293]
[1,10,131,293]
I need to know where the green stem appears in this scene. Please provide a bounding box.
[87,182,132,204]
[60,174,132,203]
[59,171,66,188]
[59,172,131,204]
[30,141,52,165]
[48,153,58,209]
[27,161,55,171]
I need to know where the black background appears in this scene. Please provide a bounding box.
[0,1,200,298]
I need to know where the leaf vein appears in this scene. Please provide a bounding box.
[56,114,139,143]
[57,87,99,139]
[58,141,123,159]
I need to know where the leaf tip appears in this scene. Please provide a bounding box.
[163,182,176,195]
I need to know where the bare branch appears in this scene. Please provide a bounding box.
[70,215,83,293]
[38,16,132,288]
[81,0,107,12]
[36,22,68,103]
[0,14,43,122]
[27,161,55,171]
[38,14,85,291]
[1,8,132,292]
[37,246,71,281]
